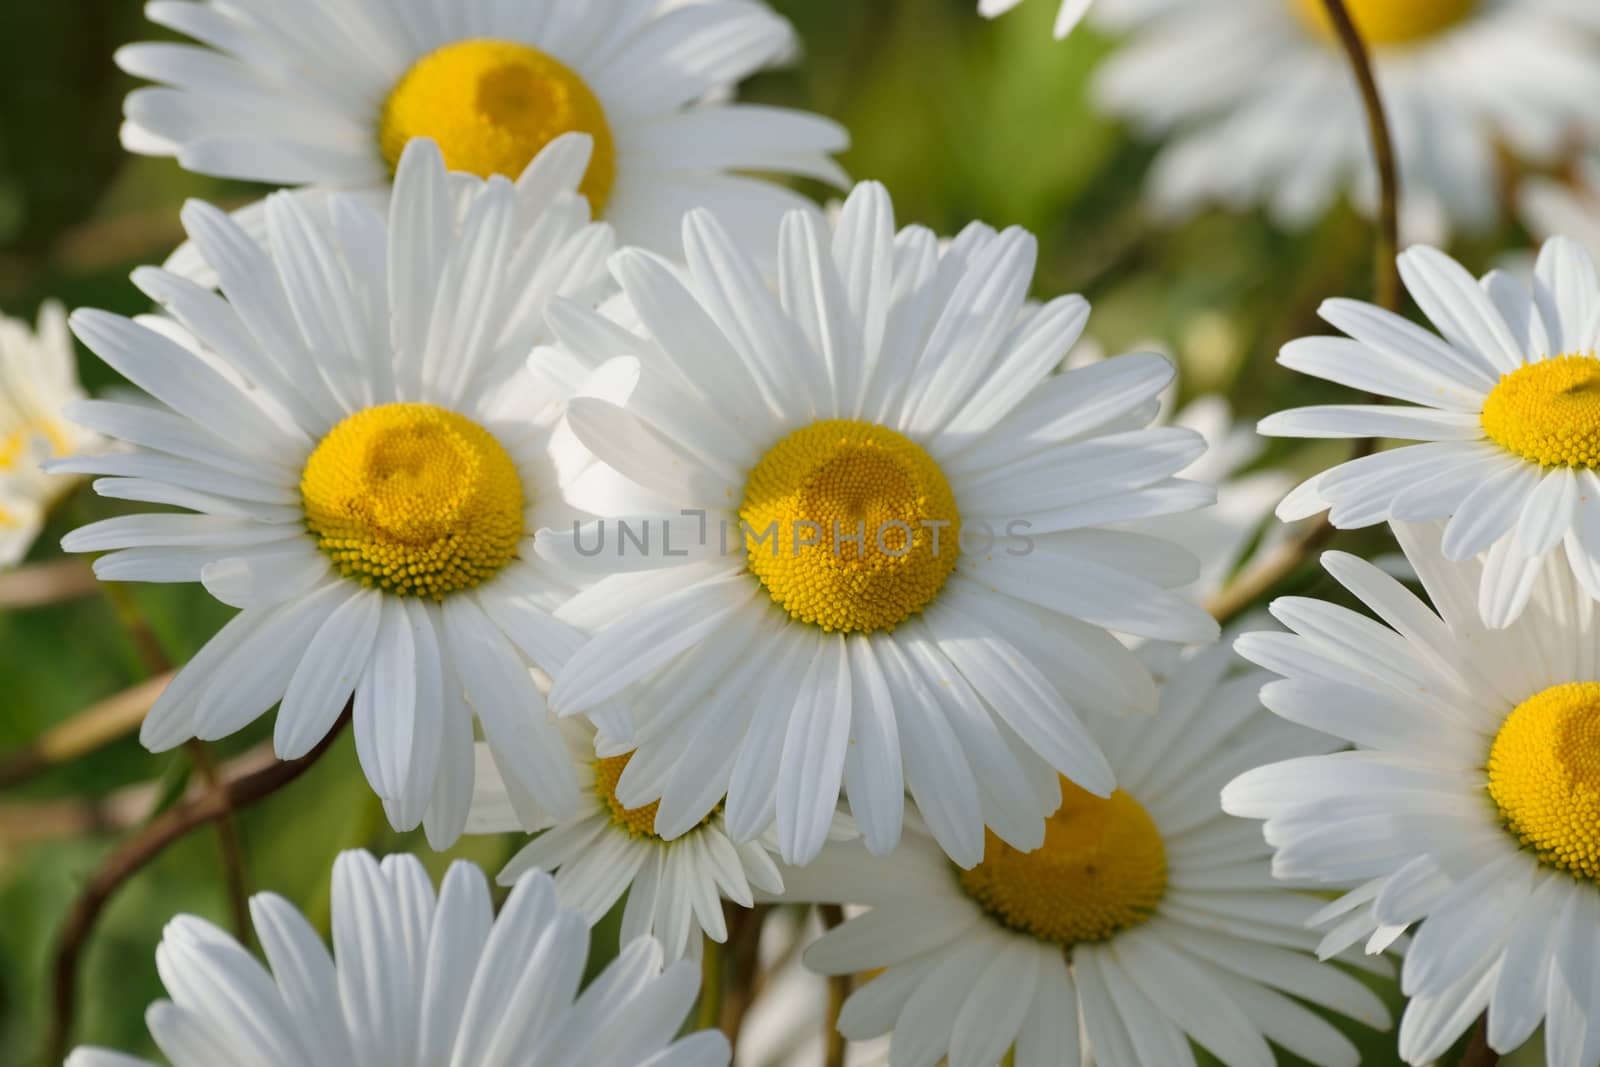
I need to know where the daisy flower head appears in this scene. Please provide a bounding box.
[53,139,622,848]
[779,645,1389,1067]
[466,719,851,961]
[1260,237,1600,628]
[1226,520,1600,1065]
[977,0,1095,39]
[0,302,100,567]
[540,181,1221,869]
[1092,0,1600,241]
[117,0,846,259]
[1522,153,1600,261]
[65,850,731,1067]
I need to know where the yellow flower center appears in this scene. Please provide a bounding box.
[739,420,960,634]
[957,780,1168,947]
[300,403,525,599]
[1481,355,1600,469]
[594,753,666,838]
[379,38,617,214]
[0,420,72,471]
[1487,681,1600,882]
[1293,0,1475,46]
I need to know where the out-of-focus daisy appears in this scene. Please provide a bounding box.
[53,140,620,846]
[1261,237,1600,628]
[1522,154,1600,258]
[1227,520,1600,1066]
[0,303,98,567]
[117,0,846,259]
[1093,0,1600,241]
[65,850,731,1067]
[466,719,850,961]
[780,645,1389,1067]
[977,0,1095,38]
[541,181,1219,868]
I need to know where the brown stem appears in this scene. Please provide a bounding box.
[1459,1017,1499,1067]
[185,740,252,946]
[1207,0,1399,626]
[819,904,849,1067]
[0,743,279,845]
[96,582,252,943]
[41,708,350,1066]
[719,903,770,1050]
[1319,0,1401,311]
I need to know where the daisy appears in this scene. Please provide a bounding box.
[116,0,846,259]
[52,139,620,847]
[778,645,1390,1067]
[1260,237,1600,628]
[1226,520,1600,1066]
[1522,153,1600,260]
[0,302,99,567]
[977,0,1095,38]
[465,718,850,961]
[539,181,1220,869]
[65,850,731,1067]
[1092,0,1600,241]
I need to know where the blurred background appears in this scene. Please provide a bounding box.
[0,0,1570,1063]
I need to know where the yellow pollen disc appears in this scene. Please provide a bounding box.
[1481,355,1600,469]
[1487,681,1600,882]
[739,420,960,635]
[594,753,666,838]
[1293,0,1475,46]
[957,779,1168,947]
[0,420,73,471]
[300,403,525,599]
[379,38,617,213]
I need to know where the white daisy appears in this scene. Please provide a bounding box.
[538,181,1220,869]
[465,719,849,961]
[1092,0,1600,241]
[977,0,1095,38]
[1260,236,1600,628]
[778,645,1390,1067]
[52,139,621,847]
[1225,520,1600,1066]
[117,0,846,260]
[65,849,731,1067]
[1522,153,1600,260]
[0,302,99,567]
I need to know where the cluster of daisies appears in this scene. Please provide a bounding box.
[0,0,1596,1064]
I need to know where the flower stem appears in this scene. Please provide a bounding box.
[820,904,849,1067]
[43,707,350,1066]
[1460,1017,1500,1067]
[1206,0,1398,626]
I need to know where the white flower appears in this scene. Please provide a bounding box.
[977,0,1095,38]
[65,850,731,1067]
[1226,520,1600,1066]
[53,140,621,847]
[539,181,1220,869]
[0,302,99,567]
[1522,153,1600,261]
[1092,0,1600,241]
[1261,237,1600,628]
[466,720,851,961]
[117,0,846,260]
[780,646,1389,1067]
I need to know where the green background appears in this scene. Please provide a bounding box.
[0,0,1563,1063]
